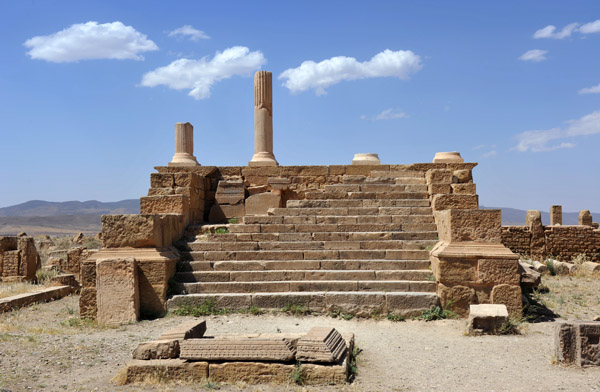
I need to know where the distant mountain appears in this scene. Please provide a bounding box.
[481,206,599,226]
[0,199,140,236]
[0,199,139,217]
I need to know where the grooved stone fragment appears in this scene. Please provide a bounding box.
[159,319,207,340]
[296,327,346,363]
[133,339,180,360]
[180,337,296,361]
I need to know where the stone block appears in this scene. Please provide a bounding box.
[180,337,296,361]
[101,214,184,249]
[208,362,294,383]
[578,322,600,366]
[580,261,600,276]
[434,258,477,283]
[80,260,96,288]
[297,327,346,363]
[215,181,245,205]
[79,287,97,319]
[451,183,476,195]
[452,169,472,183]
[133,340,180,360]
[174,172,201,188]
[140,195,189,217]
[437,283,476,317]
[148,187,174,196]
[426,169,453,184]
[159,319,207,340]
[245,193,281,216]
[209,203,245,223]
[431,194,478,211]
[526,210,546,257]
[150,173,174,188]
[491,284,522,320]
[428,183,451,195]
[125,359,208,384]
[324,292,385,317]
[96,258,139,325]
[579,210,593,226]
[477,259,520,285]
[436,209,501,243]
[467,304,508,334]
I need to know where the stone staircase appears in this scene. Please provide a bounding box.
[168,170,440,316]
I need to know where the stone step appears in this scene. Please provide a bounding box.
[184,249,430,261]
[195,231,439,243]
[167,291,439,317]
[175,280,436,294]
[175,269,433,283]
[285,199,430,208]
[243,215,434,225]
[268,207,431,216]
[229,223,407,234]
[177,259,432,272]
[323,184,428,193]
[304,191,429,200]
[183,239,437,252]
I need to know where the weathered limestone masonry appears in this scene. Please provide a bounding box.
[426,156,522,319]
[502,207,600,262]
[0,235,40,282]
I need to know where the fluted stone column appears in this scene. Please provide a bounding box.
[249,71,278,166]
[169,122,200,167]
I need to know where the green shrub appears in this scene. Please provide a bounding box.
[419,306,457,321]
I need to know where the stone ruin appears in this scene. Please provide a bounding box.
[80,69,524,325]
[0,234,40,282]
[502,206,600,263]
[122,319,354,385]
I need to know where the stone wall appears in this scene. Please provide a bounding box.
[501,222,600,262]
[0,235,40,282]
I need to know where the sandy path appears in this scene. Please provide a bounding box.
[0,295,599,392]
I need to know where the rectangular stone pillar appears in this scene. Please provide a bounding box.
[579,210,593,226]
[96,258,139,325]
[550,205,562,225]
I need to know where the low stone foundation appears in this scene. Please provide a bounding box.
[0,235,40,282]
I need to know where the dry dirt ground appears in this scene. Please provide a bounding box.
[1,276,600,392]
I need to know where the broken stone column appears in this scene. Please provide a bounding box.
[249,71,278,167]
[526,210,546,260]
[169,122,200,167]
[352,153,380,165]
[550,205,562,225]
[432,151,464,163]
[579,210,593,226]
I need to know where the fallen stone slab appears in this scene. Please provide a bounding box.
[158,319,207,340]
[180,337,296,362]
[124,359,208,383]
[296,327,346,363]
[0,285,73,313]
[467,304,508,334]
[132,340,180,360]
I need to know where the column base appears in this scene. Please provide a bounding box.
[249,152,278,166]
[169,153,200,167]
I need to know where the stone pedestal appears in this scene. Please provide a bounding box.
[432,151,464,163]
[169,122,200,167]
[579,210,593,226]
[249,71,278,166]
[352,153,380,165]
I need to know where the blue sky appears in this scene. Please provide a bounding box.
[1,1,600,214]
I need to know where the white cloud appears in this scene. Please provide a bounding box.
[140,46,265,99]
[473,144,496,151]
[24,21,158,62]
[533,23,578,39]
[279,49,422,95]
[579,83,600,94]
[513,110,600,152]
[481,150,497,158]
[375,108,409,120]
[168,25,210,41]
[579,19,600,34]
[359,115,367,120]
[519,49,548,62]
